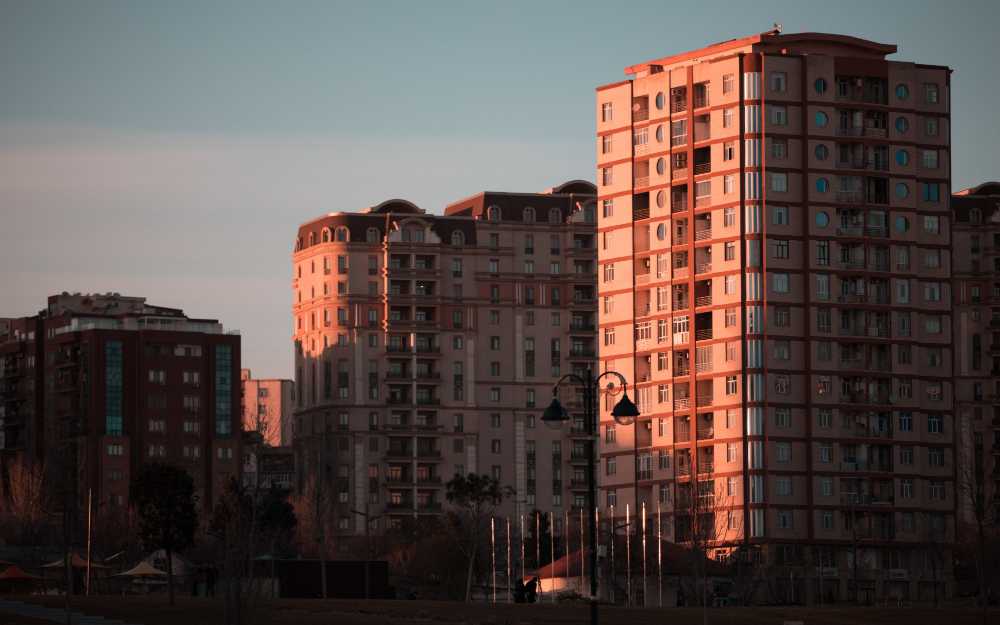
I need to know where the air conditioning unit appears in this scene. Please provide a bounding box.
[645,422,652,430]
[705,413,713,420]
[705,447,714,454]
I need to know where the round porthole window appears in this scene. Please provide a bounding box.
[815,145,828,160]
[816,211,829,227]
[656,158,666,176]
[896,84,908,99]
[815,111,828,127]
[814,78,827,93]
[657,223,666,241]
[895,117,908,132]
[656,92,665,110]
[896,150,909,166]
[656,125,664,143]
[896,216,909,232]
[896,183,909,199]
[656,190,666,208]
[816,178,829,193]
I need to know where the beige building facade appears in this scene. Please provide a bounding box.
[290,182,598,534]
[597,31,954,603]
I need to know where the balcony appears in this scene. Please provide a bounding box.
[634,177,650,189]
[697,462,715,474]
[866,127,888,139]
[386,502,413,510]
[836,191,864,203]
[696,428,714,440]
[673,266,689,280]
[386,476,413,484]
[570,450,590,460]
[386,397,411,405]
[867,194,889,206]
[416,346,441,354]
[835,126,863,137]
[867,160,890,172]
[633,109,649,123]
[676,431,691,443]
[696,395,713,408]
[694,328,713,341]
[842,529,869,539]
[672,168,688,181]
[836,259,865,270]
[671,99,687,114]
[694,196,711,208]
[569,348,596,358]
[867,260,890,271]
[634,143,649,157]
[838,359,865,371]
[386,345,412,353]
[840,493,868,504]
[672,201,687,213]
[836,159,864,169]
[693,163,711,176]
[694,296,712,308]
[416,398,440,406]
[633,207,650,221]
[695,263,712,275]
[677,465,692,477]
[674,397,690,411]
[694,361,712,374]
[569,323,595,332]
[417,502,442,510]
[387,449,412,458]
[417,450,441,458]
[416,372,441,380]
[694,229,712,242]
[836,226,864,236]
[693,96,709,109]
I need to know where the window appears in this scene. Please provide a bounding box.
[725,275,736,294]
[818,342,831,361]
[775,407,790,426]
[900,446,913,464]
[606,457,616,475]
[727,443,738,462]
[602,102,612,121]
[724,207,736,227]
[773,206,788,225]
[820,443,831,462]
[925,282,941,301]
[607,489,617,508]
[602,134,612,154]
[928,414,943,433]
[773,239,788,259]
[772,273,789,292]
[602,167,612,186]
[924,116,940,136]
[900,479,913,499]
[605,424,616,443]
[817,308,831,332]
[724,174,735,194]
[899,412,913,431]
[775,375,790,394]
[603,263,614,282]
[924,149,939,168]
[604,326,615,346]
[925,315,942,334]
[774,306,789,326]
[774,340,790,360]
[726,376,738,395]
[777,476,791,495]
[929,481,944,500]
[726,308,737,327]
[723,108,734,128]
[902,513,915,532]
[777,510,792,529]
[490,388,500,402]
[772,139,788,158]
[108,444,124,456]
[776,442,791,461]
[772,172,787,192]
[816,241,830,265]
[817,274,830,299]
[929,447,943,467]
[771,72,787,91]
[819,409,831,428]
[820,476,832,496]
[723,140,734,160]
[771,105,787,125]
[923,83,939,103]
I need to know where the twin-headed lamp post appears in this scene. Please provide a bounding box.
[540,368,639,625]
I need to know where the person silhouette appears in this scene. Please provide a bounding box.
[514,578,526,603]
[525,578,538,604]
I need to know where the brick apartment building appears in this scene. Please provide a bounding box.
[952,182,1000,525]
[240,368,294,490]
[0,293,242,517]
[596,31,954,604]
[290,182,599,534]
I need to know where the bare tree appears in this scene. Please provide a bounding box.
[676,465,738,621]
[956,406,997,620]
[294,436,339,599]
[445,473,513,601]
[916,511,951,606]
[0,456,51,545]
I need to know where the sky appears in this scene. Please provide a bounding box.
[1,0,998,379]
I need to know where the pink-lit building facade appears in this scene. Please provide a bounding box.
[290,183,599,534]
[596,31,954,603]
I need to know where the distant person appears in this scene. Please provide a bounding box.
[525,578,537,604]
[406,590,419,600]
[514,578,526,603]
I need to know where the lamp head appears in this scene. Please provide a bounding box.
[541,397,569,430]
[611,391,640,426]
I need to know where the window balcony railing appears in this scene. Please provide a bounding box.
[836,225,863,236]
[693,96,709,109]
[835,126,863,136]
[693,163,711,176]
[867,194,889,206]
[672,168,688,181]
[866,127,888,139]
[672,200,687,213]
[634,177,650,189]
[634,143,649,157]
[697,462,715,474]
[867,260,890,271]
[695,263,712,275]
[671,100,687,114]
[867,160,889,172]
[836,191,864,204]
[696,395,713,408]
[836,259,865,270]
[694,328,713,341]
[417,449,441,458]
[674,398,690,411]
[671,134,688,147]
[694,196,712,208]
[694,228,712,241]
[633,207,650,221]
[836,159,864,169]
[633,109,649,123]
[867,226,889,238]
[696,427,714,440]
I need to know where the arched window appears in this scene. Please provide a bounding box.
[295,238,302,252]
[322,228,330,243]
[549,209,561,223]
[523,207,535,222]
[308,232,316,246]
[367,228,380,243]
[488,206,500,221]
[335,227,349,242]
[452,231,463,246]
[970,209,981,224]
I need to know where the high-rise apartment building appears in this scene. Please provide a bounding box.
[951,182,1000,523]
[240,369,295,447]
[597,31,954,603]
[291,182,598,534]
[0,293,242,517]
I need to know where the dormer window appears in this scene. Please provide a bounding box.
[524,208,535,222]
[452,231,463,246]
[488,206,500,221]
[549,209,561,223]
[367,228,379,243]
[335,227,348,242]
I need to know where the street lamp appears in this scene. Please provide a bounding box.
[351,505,381,600]
[541,368,639,625]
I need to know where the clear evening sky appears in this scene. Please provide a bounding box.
[1,0,997,379]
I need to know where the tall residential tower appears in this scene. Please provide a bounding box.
[596,31,953,604]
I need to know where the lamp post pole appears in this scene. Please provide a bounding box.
[351,505,381,600]
[543,368,638,625]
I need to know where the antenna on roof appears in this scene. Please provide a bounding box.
[774,23,782,33]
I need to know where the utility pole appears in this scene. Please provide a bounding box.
[85,491,106,596]
[351,504,381,599]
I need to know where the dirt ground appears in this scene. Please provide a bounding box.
[5,596,999,625]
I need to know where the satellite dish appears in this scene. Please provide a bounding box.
[888,394,897,404]
[633,103,640,111]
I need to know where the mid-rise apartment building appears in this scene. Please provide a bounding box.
[240,369,294,447]
[291,182,598,534]
[597,31,954,604]
[952,182,1000,523]
[0,293,242,516]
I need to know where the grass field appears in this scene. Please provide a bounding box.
[4,596,997,625]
